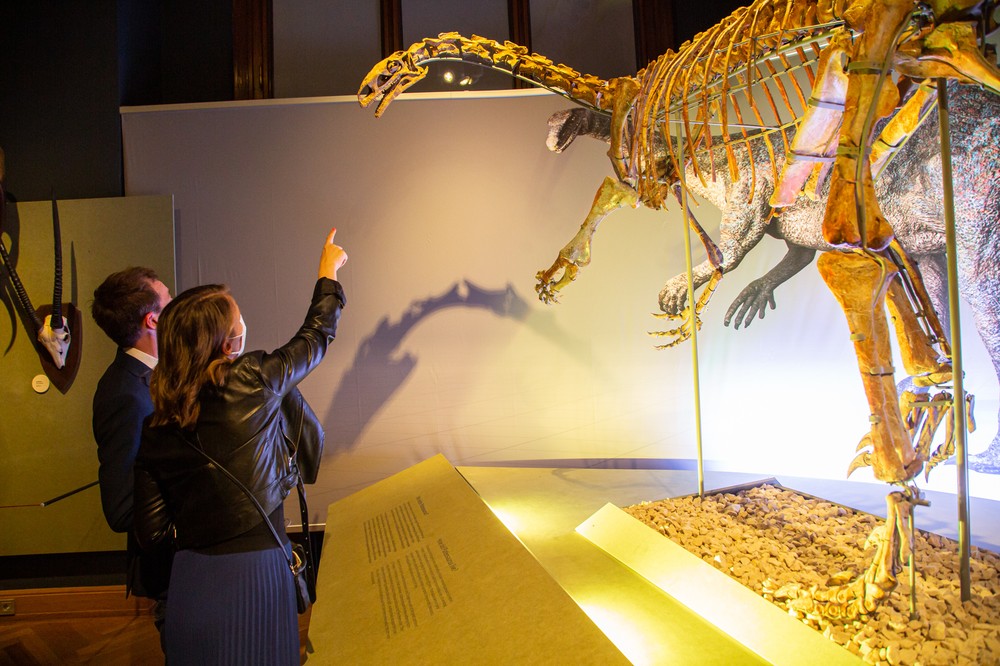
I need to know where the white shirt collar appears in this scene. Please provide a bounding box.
[125,347,158,370]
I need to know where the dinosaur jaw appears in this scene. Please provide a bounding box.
[358,56,429,117]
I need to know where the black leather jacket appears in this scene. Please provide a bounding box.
[134,278,345,551]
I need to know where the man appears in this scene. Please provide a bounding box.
[91,266,173,636]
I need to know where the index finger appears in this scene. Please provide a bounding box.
[326,227,337,244]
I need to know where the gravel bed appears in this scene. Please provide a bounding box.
[624,484,1000,666]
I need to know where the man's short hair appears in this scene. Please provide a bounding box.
[91,267,161,348]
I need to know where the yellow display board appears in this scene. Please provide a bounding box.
[309,454,630,664]
[577,503,861,666]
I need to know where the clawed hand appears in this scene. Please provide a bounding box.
[724,279,777,329]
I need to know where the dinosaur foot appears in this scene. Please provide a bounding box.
[768,491,913,623]
[766,527,900,623]
[767,569,888,623]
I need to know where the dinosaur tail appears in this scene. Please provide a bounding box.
[358,32,622,118]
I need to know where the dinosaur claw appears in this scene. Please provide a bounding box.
[847,449,872,477]
[855,431,872,453]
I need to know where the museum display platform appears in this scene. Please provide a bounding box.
[307,458,998,664]
[462,465,999,664]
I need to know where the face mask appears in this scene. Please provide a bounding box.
[228,314,247,357]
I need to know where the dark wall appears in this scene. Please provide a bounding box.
[0,0,738,205]
[0,2,121,202]
[672,0,744,47]
[118,0,233,107]
[0,0,233,203]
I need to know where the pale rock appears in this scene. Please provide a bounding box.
[928,621,947,640]
[929,645,956,665]
[624,485,1000,666]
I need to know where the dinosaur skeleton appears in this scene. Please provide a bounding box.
[359,0,1000,620]
[543,85,986,481]
[0,177,79,391]
[720,82,1000,475]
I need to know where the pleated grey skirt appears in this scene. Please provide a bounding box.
[164,545,298,665]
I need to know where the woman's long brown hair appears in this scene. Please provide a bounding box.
[149,284,235,429]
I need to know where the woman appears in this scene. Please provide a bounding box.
[134,228,348,664]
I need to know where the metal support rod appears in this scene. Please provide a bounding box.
[0,480,99,509]
[908,507,918,620]
[676,119,705,499]
[936,79,971,602]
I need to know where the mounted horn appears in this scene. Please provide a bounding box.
[35,194,70,369]
[0,180,82,393]
[0,181,44,335]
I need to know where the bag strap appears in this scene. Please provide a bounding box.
[296,474,317,601]
[181,431,299,573]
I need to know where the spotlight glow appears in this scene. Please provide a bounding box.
[486,506,523,534]
[578,602,655,665]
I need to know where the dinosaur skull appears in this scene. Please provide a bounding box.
[358,55,429,118]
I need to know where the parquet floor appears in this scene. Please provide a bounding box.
[0,609,313,665]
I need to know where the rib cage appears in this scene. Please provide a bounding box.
[628,0,862,207]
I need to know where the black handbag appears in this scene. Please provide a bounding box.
[280,387,324,484]
[183,432,314,614]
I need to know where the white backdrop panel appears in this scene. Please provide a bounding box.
[121,90,999,519]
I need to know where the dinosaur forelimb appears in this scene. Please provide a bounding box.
[535,259,578,304]
[818,250,922,483]
[535,176,638,303]
[649,268,721,348]
[649,310,698,349]
[658,263,719,316]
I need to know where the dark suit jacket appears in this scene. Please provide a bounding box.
[93,348,172,598]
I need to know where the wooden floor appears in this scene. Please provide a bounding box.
[0,589,314,665]
[0,614,163,665]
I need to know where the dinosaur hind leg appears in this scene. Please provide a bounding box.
[818,250,923,483]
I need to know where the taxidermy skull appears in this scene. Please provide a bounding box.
[38,315,70,369]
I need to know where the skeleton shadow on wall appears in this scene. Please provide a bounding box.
[320,279,590,454]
